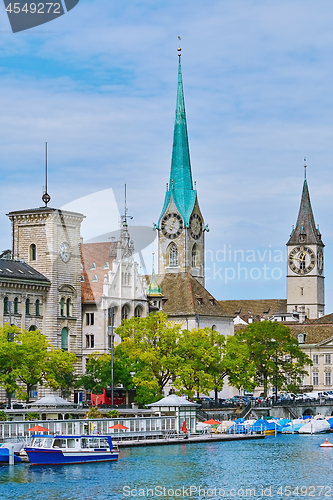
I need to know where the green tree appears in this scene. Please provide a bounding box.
[0,326,77,403]
[79,353,112,394]
[173,328,220,399]
[231,321,312,398]
[115,312,181,404]
[45,348,78,398]
[0,324,21,405]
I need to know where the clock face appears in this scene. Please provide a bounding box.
[288,246,315,275]
[59,242,71,263]
[189,213,203,240]
[161,212,184,239]
[317,249,324,275]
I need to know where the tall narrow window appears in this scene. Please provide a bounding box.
[122,305,130,321]
[66,298,71,317]
[3,297,9,314]
[169,243,178,267]
[312,372,319,386]
[60,298,65,317]
[61,327,68,351]
[35,299,40,316]
[30,244,37,261]
[25,298,30,315]
[86,334,95,349]
[86,313,94,325]
[14,297,18,314]
[192,244,197,267]
[325,372,332,386]
[134,306,142,318]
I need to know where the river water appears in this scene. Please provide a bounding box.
[0,434,332,499]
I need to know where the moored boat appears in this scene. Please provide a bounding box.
[24,434,119,465]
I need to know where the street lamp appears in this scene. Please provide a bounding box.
[108,307,115,407]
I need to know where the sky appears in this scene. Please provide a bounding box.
[0,0,332,311]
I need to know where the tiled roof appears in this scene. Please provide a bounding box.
[288,323,333,344]
[81,242,117,303]
[156,273,232,317]
[218,299,287,318]
[234,320,333,345]
[0,259,50,283]
[306,313,333,325]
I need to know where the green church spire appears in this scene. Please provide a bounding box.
[169,51,193,192]
[148,253,162,296]
[158,48,197,227]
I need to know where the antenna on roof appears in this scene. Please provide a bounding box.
[42,142,51,207]
[304,157,307,180]
[121,183,133,227]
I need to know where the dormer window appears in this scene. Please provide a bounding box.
[196,297,203,305]
[90,263,96,270]
[103,262,109,269]
[92,275,98,282]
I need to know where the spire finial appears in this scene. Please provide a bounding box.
[177,36,181,56]
[121,183,133,227]
[42,142,51,207]
[304,157,307,180]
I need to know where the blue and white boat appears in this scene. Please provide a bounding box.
[24,434,119,465]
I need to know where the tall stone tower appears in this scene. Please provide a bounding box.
[156,48,207,286]
[7,205,84,363]
[287,165,324,319]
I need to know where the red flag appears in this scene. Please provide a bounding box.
[181,421,188,433]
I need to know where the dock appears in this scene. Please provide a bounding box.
[115,433,265,448]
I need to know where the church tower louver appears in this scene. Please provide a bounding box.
[287,163,325,319]
[156,47,207,286]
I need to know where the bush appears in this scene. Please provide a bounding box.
[25,412,40,421]
[0,411,8,421]
[85,407,102,419]
[106,409,120,418]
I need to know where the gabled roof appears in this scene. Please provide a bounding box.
[0,258,50,284]
[287,173,323,246]
[288,323,333,345]
[157,273,232,318]
[158,53,197,227]
[218,299,287,319]
[81,242,117,303]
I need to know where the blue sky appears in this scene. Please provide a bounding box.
[0,0,332,311]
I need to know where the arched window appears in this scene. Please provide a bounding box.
[66,298,71,317]
[212,325,216,331]
[25,298,30,315]
[60,298,65,317]
[29,325,37,331]
[61,327,68,351]
[14,297,18,314]
[3,297,9,314]
[35,300,40,316]
[122,305,130,321]
[169,243,178,267]
[192,244,197,267]
[134,305,142,318]
[30,244,37,261]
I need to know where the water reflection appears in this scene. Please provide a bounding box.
[0,435,331,500]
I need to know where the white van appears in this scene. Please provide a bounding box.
[305,391,333,400]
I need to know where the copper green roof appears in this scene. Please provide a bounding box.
[158,54,197,227]
[288,170,323,246]
[147,255,162,296]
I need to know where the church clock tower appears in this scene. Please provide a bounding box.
[287,164,324,319]
[156,48,207,286]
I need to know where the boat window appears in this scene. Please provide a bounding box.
[43,438,53,448]
[67,439,75,448]
[33,437,44,447]
[81,438,88,448]
[53,439,65,448]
